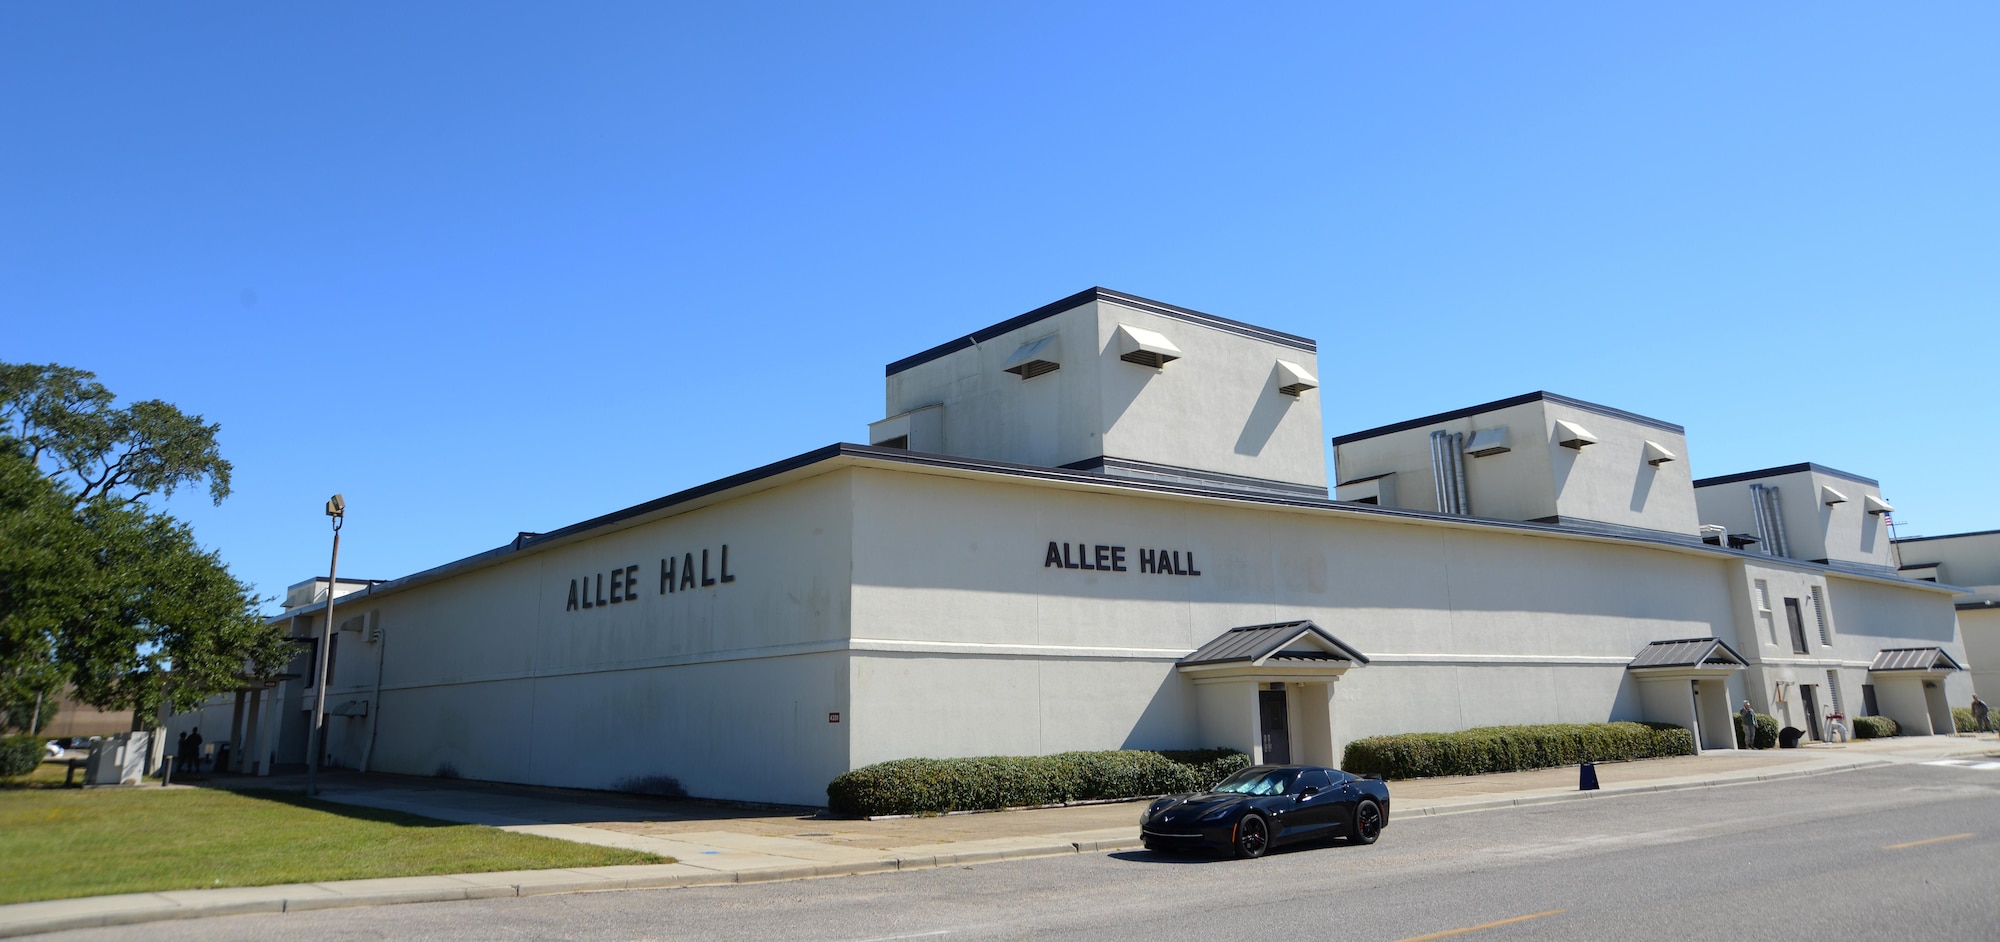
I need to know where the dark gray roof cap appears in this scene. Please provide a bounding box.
[1628,637,1749,670]
[1869,647,1964,672]
[1180,620,1369,667]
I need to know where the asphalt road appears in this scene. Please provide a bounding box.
[42,763,2000,941]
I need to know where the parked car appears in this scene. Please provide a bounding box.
[1139,764,1390,858]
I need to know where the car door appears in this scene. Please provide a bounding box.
[1285,769,1339,841]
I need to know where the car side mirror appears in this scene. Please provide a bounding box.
[1297,786,1318,800]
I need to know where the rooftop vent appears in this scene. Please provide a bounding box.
[1864,494,1894,515]
[1001,335,1061,379]
[1115,324,1182,369]
[1642,440,1677,466]
[1820,485,1848,505]
[1275,359,1318,397]
[1465,426,1511,457]
[1553,420,1598,449]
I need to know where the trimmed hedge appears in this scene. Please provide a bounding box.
[0,736,44,777]
[826,748,1249,817]
[1753,713,1778,750]
[1339,722,1695,780]
[1952,706,1979,733]
[1851,715,1900,739]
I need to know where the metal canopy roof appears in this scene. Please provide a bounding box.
[1179,620,1369,668]
[1628,637,1749,670]
[1869,647,1964,672]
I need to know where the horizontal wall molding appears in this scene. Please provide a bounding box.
[1363,653,1635,667]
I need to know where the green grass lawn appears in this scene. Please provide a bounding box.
[0,762,666,905]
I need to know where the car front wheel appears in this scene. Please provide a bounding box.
[1350,799,1383,845]
[1235,813,1271,859]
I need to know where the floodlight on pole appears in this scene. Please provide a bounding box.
[307,494,344,797]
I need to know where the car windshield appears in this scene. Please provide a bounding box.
[1210,768,1300,796]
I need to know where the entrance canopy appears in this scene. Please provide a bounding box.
[1176,620,1368,678]
[1868,647,1963,675]
[1626,637,1748,676]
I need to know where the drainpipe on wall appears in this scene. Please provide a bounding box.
[359,619,387,774]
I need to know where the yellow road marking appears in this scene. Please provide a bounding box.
[1883,833,1974,851]
[1395,909,1566,942]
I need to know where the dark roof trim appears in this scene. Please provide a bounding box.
[1330,391,1683,447]
[1693,463,1879,489]
[884,287,1316,376]
[1894,528,2000,544]
[1958,600,1999,611]
[1335,471,1396,487]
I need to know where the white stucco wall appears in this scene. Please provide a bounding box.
[1331,396,1697,536]
[307,468,860,806]
[881,297,1326,491]
[1694,468,1895,568]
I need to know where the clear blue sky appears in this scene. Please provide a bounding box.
[4,3,1996,611]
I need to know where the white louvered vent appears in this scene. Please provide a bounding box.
[1825,670,1842,714]
[1811,585,1831,645]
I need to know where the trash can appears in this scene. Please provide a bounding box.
[1778,727,1803,749]
[214,743,232,774]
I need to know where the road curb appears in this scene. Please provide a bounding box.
[1393,758,1896,819]
[0,755,1923,938]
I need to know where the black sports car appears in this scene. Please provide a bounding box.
[1139,764,1389,858]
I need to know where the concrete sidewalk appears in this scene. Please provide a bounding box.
[6,735,1995,938]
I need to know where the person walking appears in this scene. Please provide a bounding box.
[1973,696,1992,734]
[1738,700,1758,749]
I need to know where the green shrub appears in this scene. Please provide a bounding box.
[1339,722,1695,780]
[1754,713,1778,750]
[1851,715,1900,739]
[825,748,1250,817]
[0,736,44,777]
[1952,707,1976,733]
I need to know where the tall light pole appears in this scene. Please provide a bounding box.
[307,494,344,797]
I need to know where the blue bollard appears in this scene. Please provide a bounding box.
[1579,762,1600,791]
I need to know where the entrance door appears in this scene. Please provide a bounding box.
[1801,685,1822,741]
[1259,687,1291,765]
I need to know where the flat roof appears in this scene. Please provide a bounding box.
[884,287,1316,377]
[274,440,1959,621]
[1329,391,1684,447]
[1692,463,1879,489]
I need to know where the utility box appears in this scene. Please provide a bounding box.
[84,732,151,786]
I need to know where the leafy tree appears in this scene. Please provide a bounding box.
[1,362,232,508]
[0,364,288,730]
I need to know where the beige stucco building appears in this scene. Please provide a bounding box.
[169,288,1978,805]
[1890,529,2000,705]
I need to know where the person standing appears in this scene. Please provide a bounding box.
[1973,696,1992,734]
[175,732,190,772]
[186,727,204,774]
[1738,700,1758,749]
